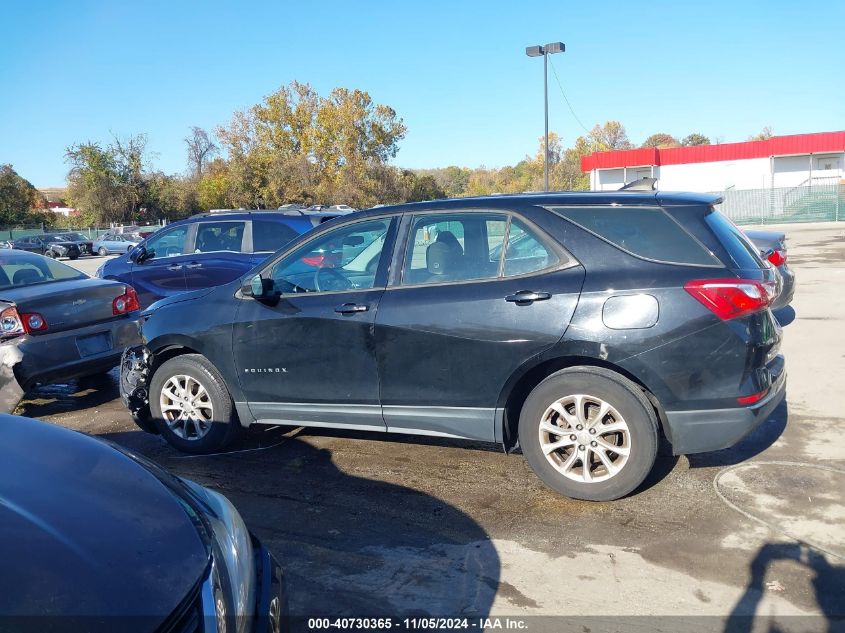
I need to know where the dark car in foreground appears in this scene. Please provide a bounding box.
[0,250,142,412]
[12,233,80,259]
[744,228,795,309]
[121,192,785,501]
[97,209,340,308]
[0,413,285,632]
[58,231,95,256]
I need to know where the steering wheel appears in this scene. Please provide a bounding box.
[314,266,353,292]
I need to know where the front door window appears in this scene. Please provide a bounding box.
[268,219,392,294]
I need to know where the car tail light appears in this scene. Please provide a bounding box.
[767,250,786,267]
[737,388,769,405]
[0,307,48,337]
[684,278,776,320]
[113,287,140,315]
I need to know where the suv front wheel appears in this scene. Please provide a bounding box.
[518,367,658,501]
[149,354,241,454]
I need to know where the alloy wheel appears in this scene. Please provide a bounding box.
[538,394,631,483]
[159,374,214,440]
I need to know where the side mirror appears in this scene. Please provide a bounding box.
[131,246,152,263]
[242,274,272,298]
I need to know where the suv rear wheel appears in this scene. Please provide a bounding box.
[518,367,658,501]
[149,354,241,454]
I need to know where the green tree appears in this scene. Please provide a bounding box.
[406,174,446,202]
[185,127,218,178]
[641,133,679,148]
[681,133,710,146]
[0,164,47,224]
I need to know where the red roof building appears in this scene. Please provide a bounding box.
[581,131,845,192]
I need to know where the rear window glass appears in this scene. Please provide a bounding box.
[550,206,718,266]
[253,220,301,253]
[0,253,85,290]
[704,209,766,270]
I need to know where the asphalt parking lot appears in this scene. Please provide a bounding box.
[27,225,845,630]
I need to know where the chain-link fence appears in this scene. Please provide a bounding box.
[711,181,845,225]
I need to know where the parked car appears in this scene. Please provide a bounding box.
[96,210,342,308]
[12,234,80,259]
[93,231,142,255]
[0,240,12,249]
[120,192,785,502]
[744,229,795,309]
[0,250,142,412]
[0,413,285,631]
[57,231,95,256]
[328,204,356,213]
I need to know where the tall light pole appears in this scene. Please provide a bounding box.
[526,42,565,191]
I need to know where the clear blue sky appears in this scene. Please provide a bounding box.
[1,0,843,187]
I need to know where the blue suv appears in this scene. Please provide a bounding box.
[97,210,340,307]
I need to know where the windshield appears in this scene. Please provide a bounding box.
[43,236,65,243]
[63,233,87,241]
[0,253,86,290]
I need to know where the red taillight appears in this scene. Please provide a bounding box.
[737,388,769,405]
[684,278,775,320]
[113,287,140,315]
[21,312,48,332]
[767,250,786,267]
[0,307,48,337]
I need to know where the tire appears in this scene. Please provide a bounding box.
[518,366,658,502]
[69,252,79,260]
[149,354,241,454]
[98,247,108,256]
[45,250,55,258]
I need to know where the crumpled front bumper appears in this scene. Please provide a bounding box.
[120,345,159,434]
[0,345,25,414]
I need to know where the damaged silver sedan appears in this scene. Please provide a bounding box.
[0,250,142,412]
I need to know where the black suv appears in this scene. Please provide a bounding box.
[12,234,81,259]
[121,192,785,501]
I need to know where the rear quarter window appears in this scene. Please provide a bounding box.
[550,206,719,266]
[253,220,302,253]
[704,209,766,270]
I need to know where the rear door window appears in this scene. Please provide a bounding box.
[253,220,301,253]
[551,206,719,266]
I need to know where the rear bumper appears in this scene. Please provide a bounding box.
[771,264,795,309]
[664,356,786,455]
[0,317,142,412]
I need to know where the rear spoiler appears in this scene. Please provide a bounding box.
[619,177,657,191]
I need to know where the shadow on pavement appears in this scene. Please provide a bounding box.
[15,370,120,418]
[101,427,502,619]
[724,543,844,633]
[687,400,789,469]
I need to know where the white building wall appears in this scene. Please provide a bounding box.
[591,151,845,192]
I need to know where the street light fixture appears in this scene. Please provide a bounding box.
[525,42,565,191]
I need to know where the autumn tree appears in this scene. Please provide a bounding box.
[185,127,218,178]
[588,121,632,151]
[681,133,710,146]
[641,133,679,148]
[748,127,774,141]
[216,81,406,209]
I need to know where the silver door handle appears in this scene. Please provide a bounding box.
[185,263,202,269]
[167,264,183,271]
